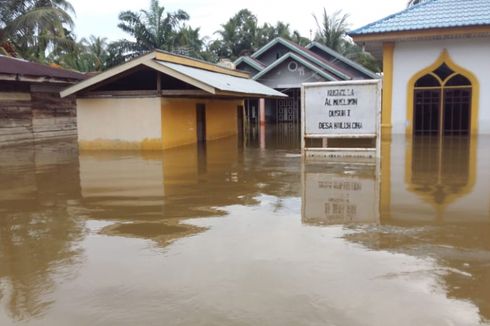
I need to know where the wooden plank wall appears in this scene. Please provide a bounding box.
[31,90,77,141]
[0,92,34,147]
[0,83,77,147]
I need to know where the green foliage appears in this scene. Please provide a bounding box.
[210,9,307,61]
[0,1,378,73]
[0,0,75,62]
[212,9,257,59]
[113,0,207,60]
[50,35,111,72]
[342,41,380,73]
[314,8,380,72]
[314,9,349,53]
[172,25,204,58]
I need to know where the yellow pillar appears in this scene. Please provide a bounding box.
[380,139,391,221]
[382,42,394,140]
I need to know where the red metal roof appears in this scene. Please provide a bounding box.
[0,55,87,81]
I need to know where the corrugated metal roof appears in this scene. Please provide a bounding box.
[351,0,490,35]
[0,55,86,81]
[155,61,287,97]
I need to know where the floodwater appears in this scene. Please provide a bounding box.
[0,126,489,325]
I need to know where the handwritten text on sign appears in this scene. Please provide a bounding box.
[304,83,378,135]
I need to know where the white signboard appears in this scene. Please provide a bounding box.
[302,165,379,225]
[301,80,382,160]
[304,81,380,135]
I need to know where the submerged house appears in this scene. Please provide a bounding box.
[0,55,86,147]
[350,0,490,137]
[234,37,378,124]
[61,50,285,150]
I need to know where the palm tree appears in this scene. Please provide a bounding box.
[173,25,204,58]
[313,9,380,72]
[84,36,109,71]
[313,9,350,53]
[213,9,258,60]
[51,35,113,72]
[115,0,190,59]
[0,0,75,61]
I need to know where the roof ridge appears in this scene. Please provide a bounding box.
[350,0,439,35]
[292,41,358,78]
[252,52,337,81]
[306,41,378,78]
[154,50,249,78]
[252,37,351,79]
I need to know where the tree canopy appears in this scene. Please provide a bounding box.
[0,0,379,73]
[0,0,75,60]
[210,9,309,61]
[313,8,380,72]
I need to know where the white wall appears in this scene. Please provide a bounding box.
[391,37,490,134]
[77,97,162,146]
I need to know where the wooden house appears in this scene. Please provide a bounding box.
[0,55,86,147]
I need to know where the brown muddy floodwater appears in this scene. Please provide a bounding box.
[0,127,489,325]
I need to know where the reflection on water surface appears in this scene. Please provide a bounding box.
[0,128,489,325]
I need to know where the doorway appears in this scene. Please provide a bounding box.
[276,88,300,123]
[196,103,206,143]
[237,105,244,137]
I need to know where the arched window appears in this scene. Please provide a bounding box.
[413,63,472,136]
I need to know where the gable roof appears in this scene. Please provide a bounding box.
[251,38,352,80]
[0,55,86,82]
[253,52,337,82]
[233,56,265,72]
[305,42,379,79]
[60,50,286,98]
[351,0,490,36]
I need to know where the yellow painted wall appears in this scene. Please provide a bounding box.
[161,98,241,150]
[161,99,197,150]
[205,100,240,141]
[77,97,241,151]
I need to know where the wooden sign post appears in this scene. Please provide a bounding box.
[301,80,382,163]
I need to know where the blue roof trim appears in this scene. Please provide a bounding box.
[351,0,490,35]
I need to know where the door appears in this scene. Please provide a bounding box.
[196,104,206,143]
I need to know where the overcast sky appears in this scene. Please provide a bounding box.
[69,0,409,42]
